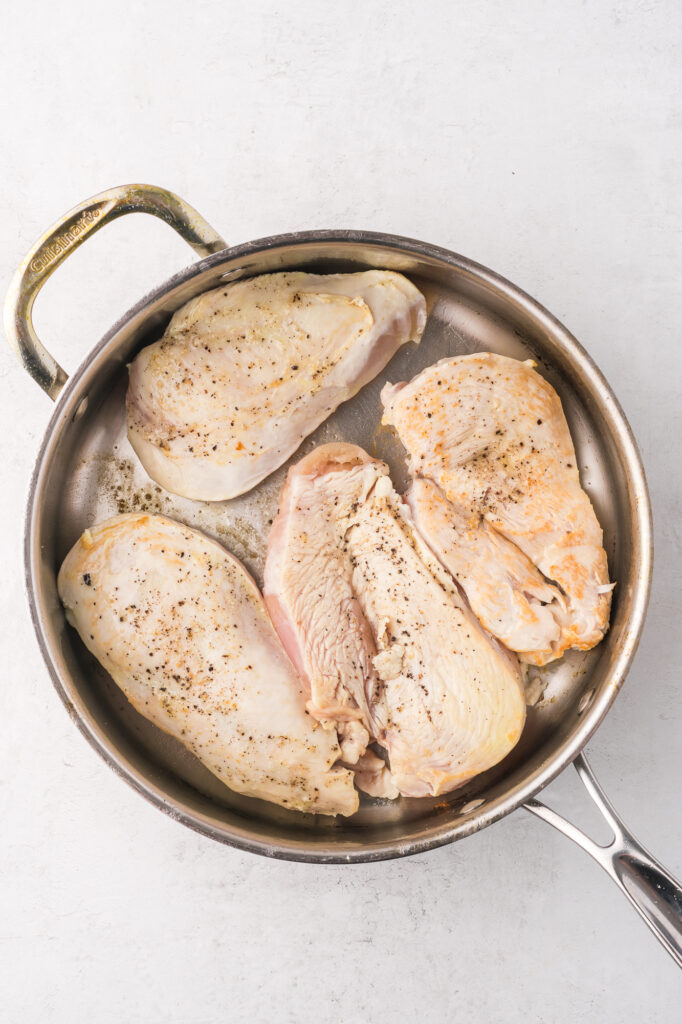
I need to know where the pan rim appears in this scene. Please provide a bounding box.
[24,228,654,862]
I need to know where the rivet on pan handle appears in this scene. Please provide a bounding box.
[3,184,227,400]
[525,754,682,968]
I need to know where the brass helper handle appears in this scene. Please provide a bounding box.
[4,184,227,400]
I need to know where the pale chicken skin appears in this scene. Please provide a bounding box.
[127,271,426,501]
[58,513,357,816]
[382,354,613,665]
[264,443,526,798]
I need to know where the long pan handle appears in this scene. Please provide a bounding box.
[3,184,227,400]
[525,753,682,968]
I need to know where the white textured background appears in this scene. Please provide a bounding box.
[1,2,681,1020]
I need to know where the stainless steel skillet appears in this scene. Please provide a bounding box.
[5,184,681,964]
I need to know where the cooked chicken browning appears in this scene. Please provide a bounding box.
[264,443,526,798]
[127,271,426,500]
[407,478,571,665]
[58,513,357,816]
[382,354,612,665]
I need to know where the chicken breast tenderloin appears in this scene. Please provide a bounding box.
[127,271,426,501]
[58,513,358,816]
[264,443,526,799]
[382,353,613,665]
[264,445,397,799]
[407,477,571,664]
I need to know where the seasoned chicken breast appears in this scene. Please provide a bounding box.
[58,513,357,816]
[382,354,613,665]
[406,478,571,664]
[264,443,526,798]
[127,271,426,501]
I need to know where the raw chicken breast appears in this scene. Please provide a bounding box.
[127,271,426,501]
[382,353,613,665]
[264,443,526,798]
[58,513,357,816]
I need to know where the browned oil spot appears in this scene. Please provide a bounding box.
[214,518,262,563]
[97,457,170,515]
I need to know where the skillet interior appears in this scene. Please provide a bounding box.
[26,233,651,861]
